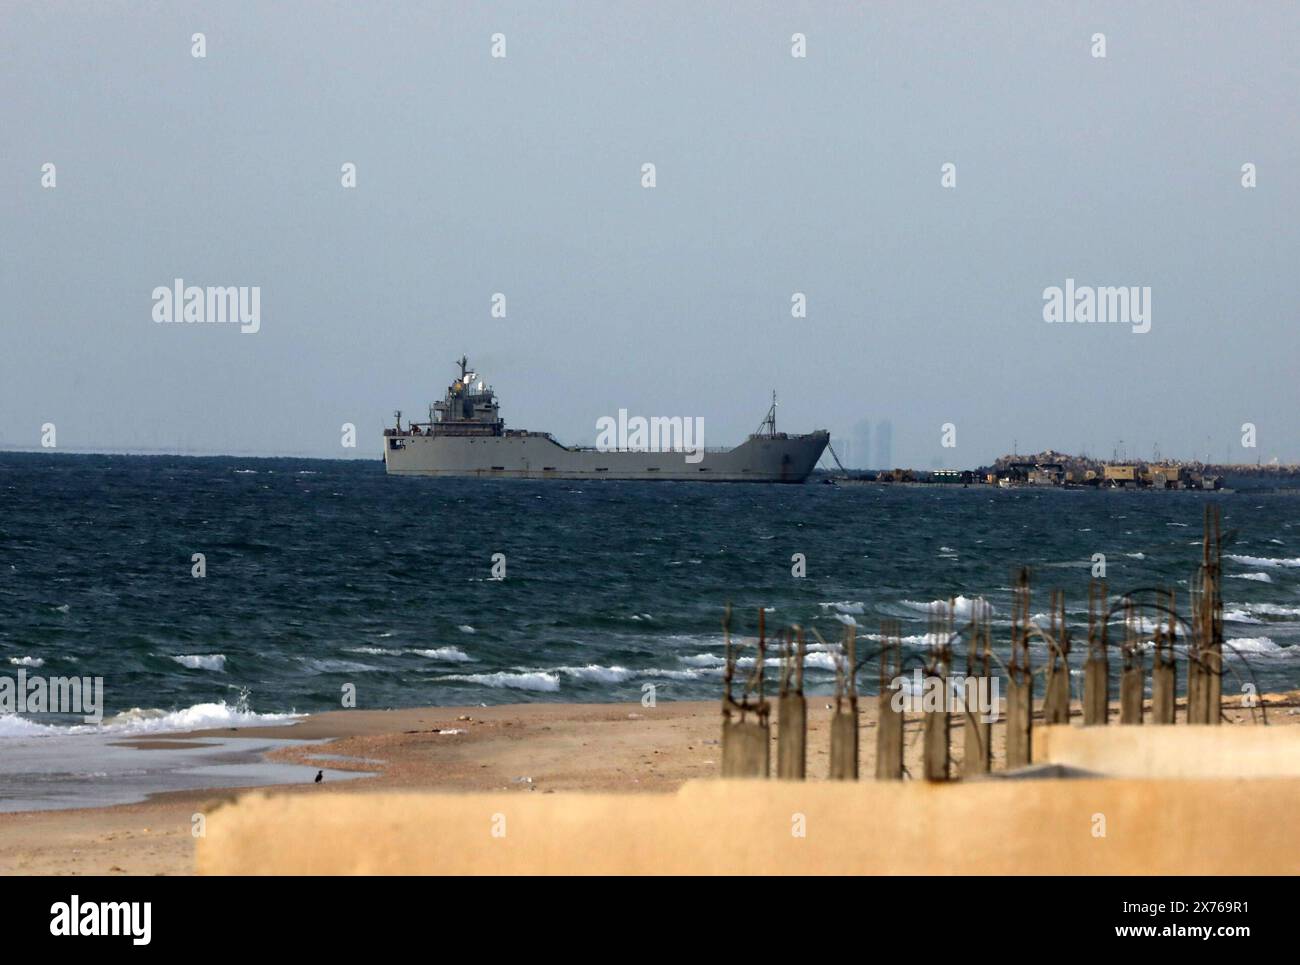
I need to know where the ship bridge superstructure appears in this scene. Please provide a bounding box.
[388,356,503,440]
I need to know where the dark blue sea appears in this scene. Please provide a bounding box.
[3,453,1298,736]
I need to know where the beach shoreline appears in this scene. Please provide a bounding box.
[3,693,1297,875]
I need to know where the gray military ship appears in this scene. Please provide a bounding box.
[383,357,828,482]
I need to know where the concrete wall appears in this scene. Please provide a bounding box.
[1034,724,1300,778]
[198,775,1300,875]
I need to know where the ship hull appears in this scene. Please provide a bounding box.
[383,431,828,483]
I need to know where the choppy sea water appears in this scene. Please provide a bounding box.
[3,453,1299,735]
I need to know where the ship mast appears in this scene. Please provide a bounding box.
[756,390,778,437]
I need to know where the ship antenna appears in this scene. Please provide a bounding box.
[457,355,469,381]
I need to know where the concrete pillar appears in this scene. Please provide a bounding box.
[1206,646,1222,726]
[828,707,858,780]
[1187,648,1207,725]
[776,694,806,779]
[1151,659,1176,725]
[1120,662,1144,725]
[721,718,769,777]
[1083,656,1108,726]
[1044,659,1070,725]
[876,691,903,780]
[1005,677,1032,769]
[923,676,950,781]
[962,716,991,777]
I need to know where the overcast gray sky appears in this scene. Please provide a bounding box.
[2,1,1297,465]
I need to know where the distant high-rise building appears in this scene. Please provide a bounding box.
[853,420,871,470]
[875,420,893,470]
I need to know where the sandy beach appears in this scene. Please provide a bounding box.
[2,691,1297,876]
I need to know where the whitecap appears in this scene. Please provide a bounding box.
[8,656,44,668]
[680,654,726,667]
[169,654,226,671]
[820,601,865,615]
[1228,555,1300,568]
[1223,610,1264,625]
[437,671,559,692]
[1225,636,1289,657]
[902,595,994,620]
[1237,603,1300,618]
[411,647,472,662]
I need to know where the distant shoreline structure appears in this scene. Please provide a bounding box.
[820,448,1300,490]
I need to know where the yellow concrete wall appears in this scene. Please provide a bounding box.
[1035,724,1300,778]
[198,777,1300,875]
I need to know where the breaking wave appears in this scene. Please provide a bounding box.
[903,595,994,620]
[1227,555,1300,568]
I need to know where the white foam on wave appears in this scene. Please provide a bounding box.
[343,645,472,662]
[169,654,226,671]
[1223,609,1265,625]
[820,601,865,615]
[8,656,44,668]
[0,714,63,736]
[437,671,559,692]
[680,653,726,667]
[458,625,477,634]
[97,701,298,734]
[556,664,632,683]
[903,595,994,620]
[411,647,472,662]
[0,699,299,739]
[804,652,841,671]
[1235,602,1300,618]
[1226,636,1290,657]
[1228,554,1300,568]
[1107,614,1162,634]
[864,631,955,647]
[1229,572,1273,583]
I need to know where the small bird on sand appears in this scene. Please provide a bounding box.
[314,770,323,784]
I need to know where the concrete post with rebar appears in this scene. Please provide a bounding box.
[720,605,770,777]
[776,627,806,779]
[827,625,859,780]
[1006,569,1033,769]
[1084,580,1109,726]
[876,622,904,781]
